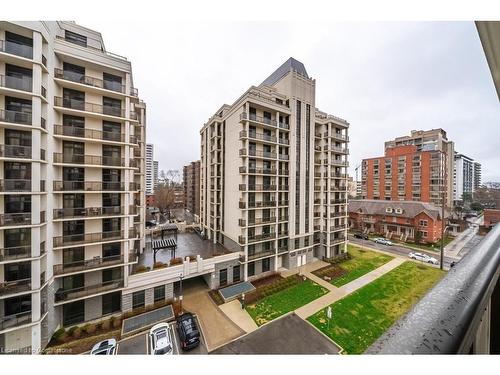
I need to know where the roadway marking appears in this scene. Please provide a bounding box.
[170,322,180,354]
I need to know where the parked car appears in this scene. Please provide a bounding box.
[353,232,369,240]
[176,313,200,350]
[90,338,117,355]
[374,237,392,245]
[149,323,173,355]
[408,252,439,265]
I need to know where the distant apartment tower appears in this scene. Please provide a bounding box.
[473,162,482,190]
[0,22,146,353]
[200,58,349,281]
[183,160,201,216]
[153,160,159,190]
[145,143,154,194]
[362,129,454,207]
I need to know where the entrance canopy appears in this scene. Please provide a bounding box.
[219,281,256,302]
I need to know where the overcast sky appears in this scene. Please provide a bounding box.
[78,20,499,182]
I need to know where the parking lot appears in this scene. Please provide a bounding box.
[117,315,208,355]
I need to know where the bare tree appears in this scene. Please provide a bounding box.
[166,170,182,186]
[154,184,176,216]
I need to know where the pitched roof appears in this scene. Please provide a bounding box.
[261,57,309,86]
[348,199,441,220]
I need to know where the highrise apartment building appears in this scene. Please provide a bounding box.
[362,129,454,208]
[453,153,482,203]
[473,161,482,191]
[200,58,349,280]
[153,160,159,191]
[183,160,200,217]
[145,143,154,195]
[0,21,146,353]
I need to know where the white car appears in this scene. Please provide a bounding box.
[374,238,392,246]
[409,252,439,265]
[90,338,117,355]
[149,323,173,355]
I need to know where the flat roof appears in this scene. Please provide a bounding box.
[219,282,255,302]
[211,313,340,355]
[122,305,174,336]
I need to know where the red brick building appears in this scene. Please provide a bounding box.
[484,209,500,228]
[349,199,443,243]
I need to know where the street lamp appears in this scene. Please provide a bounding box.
[179,274,184,314]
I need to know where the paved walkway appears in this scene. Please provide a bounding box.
[295,257,405,319]
[219,300,258,333]
[182,281,244,352]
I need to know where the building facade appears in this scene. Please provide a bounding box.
[153,160,159,192]
[453,153,481,203]
[183,160,200,217]
[200,58,349,281]
[474,161,482,191]
[348,199,443,243]
[362,129,454,208]
[145,143,153,195]
[0,21,146,353]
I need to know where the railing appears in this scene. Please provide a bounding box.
[41,54,47,67]
[0,144,32,159]
[0,311,32,331]
[54,124,126,143]
[0,278,31,296]
[0,74,32,92]
[247,249,276,261]
[330,237,346,245]
[248,232,276,243]
[367,224,500,354]
[54,97,125,118]
[53,230,124,247]
[54,279,124,302]
[0,40,33,59]
[240,130,278,143]
[248,216,276,225]
[241,149,277,159]
[53,181,126,191]
[247,91,290,109]
[0,179,31,192]
[53,206,123,219]
[243,184,277,191]
[41,85,46,98]
[0,246,31,262]
[239,112,277,126]
[0,213,32,227]
[53,153,125,166]
[0,109,32,125]
[54,68,130,95]
[53,255,124,275]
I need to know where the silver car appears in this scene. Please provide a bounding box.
[90,338,117,355]
[149,323,173,355]
[409,252,438,265]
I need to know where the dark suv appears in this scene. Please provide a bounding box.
[176,313,200,350]
[353,232,369,240]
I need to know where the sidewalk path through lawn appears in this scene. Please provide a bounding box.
[295,257,405,319]
[219,300,258,333]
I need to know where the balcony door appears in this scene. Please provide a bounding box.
[5,31,33,59]
[5,96,32,124]
[4,228,30,250]
[62,300,84,327]
[63,88,85,110]
[102,121,121,142]
[62,274,84,291]
[62,114,85,137]
[63,141,84,164]
[4,295,31,317]
[62,62,85,83]
[5,64,32,92]
[4,262,31,282]
[63,247,84,269]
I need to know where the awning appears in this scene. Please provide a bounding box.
[219,281,256,302]
[152,238,177,250]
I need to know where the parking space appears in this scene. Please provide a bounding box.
[117,315,207,355]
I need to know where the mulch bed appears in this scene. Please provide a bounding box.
[250,272,283,288]
[312,264,347,280]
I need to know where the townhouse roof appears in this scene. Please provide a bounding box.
[348,199,441,220]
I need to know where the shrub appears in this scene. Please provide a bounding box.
[67,326,78,336]
[112,318,122,329]
[169,257,183,266]
[153,261,167,269]
[188,255,197,262]
[101,319,111,331]
[133,265,150,274]
[72,327,82,339]
[86,324,97,335]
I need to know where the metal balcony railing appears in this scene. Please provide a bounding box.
[0,144,32,159]
[247,249,276,261]
[0,310,32,331]
[0,246,31,262]
[0,74,32,92]
[0,179,31,192]
[53,181,126,192]
[53,255,124,275]
[0,213,32,227]
[54,124,126,143]
[53,206,123,219]
[248,216,276,225]
[368,224,500,354]
[0,278,31,296]
[247,232,276,243]
[53,230,124,247]
[54,279,124,303]
[53,153,125,167]
[54,97,125,118]
[54,68,131,95]
[240,112,277,127]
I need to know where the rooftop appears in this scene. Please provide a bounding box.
[261,57,309,86]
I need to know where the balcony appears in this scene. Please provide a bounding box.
[248,216,276,225]
[54,279,124,303]
[0,74,32,92]
[247,249,276,261]
[53,153,125,167]
[0,311,32,331]
[278,138,289,145]
[248,232,276,243]
[242,184,277,191]
[330,160,349,167]
[0,246,31,262]
[239,112,277,127]
[53,255,124,276]
[0,179,31,192]
[53,206,124,220]
[54,125,127,143]
[330,237,346,245]
[0,278,31,297]
[0,213,32,227]
[53,230,125,248]
[54,97,125,118]
[330,212,346,218]
[0,40,33,59]
[53,181,126,192]
[0,145,32,159]
[54,68,132,95]
[240,149,278,159]
[240,130,278,143]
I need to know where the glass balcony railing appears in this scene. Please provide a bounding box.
[53,153,125,167]
[54,279,123,303]
[0,278,31,296]
[53,255,124,276]
[54,124,125,143]
[0,311,32,331]
[53,230,124,248]
[0,213,32,227]
[0,74,32,92]
[53,181,126,192]
[0,109,32,125]
[0,179,31,192]
[53,206,123,219]
[54,97,125,118]
[0,246,31,262]
[0,40,33,59]
[0,145,32,159]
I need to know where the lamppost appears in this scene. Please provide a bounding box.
[179,274,184,314]
[241,293,245,310]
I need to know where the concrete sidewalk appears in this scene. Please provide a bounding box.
[219,300,258,333]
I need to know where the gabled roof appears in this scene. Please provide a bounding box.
[348,199,441,220]
[261,57,309,86]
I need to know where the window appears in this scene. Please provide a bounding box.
[103,193,121,207]
[247,262,255,277]
[154,286,165,303]
[385,207,393,213]
[64,30,87,47]
[102,267,121,283]
[102,243,121,259]
[63,62,85,82]
[102,291,121,315]
[5,64,32,92]
[103,97,122,117]
[233,265,240,283]
[5,195,31,213]
[419,220,428,227]
[4,262,31,281]
[63,220,84,237]
[262,258,270,273]
[5,228,30,248]
[103,73,123,93]
[63,300,85,326]
[103,218,121,233]
[102,121,122,142]
[219,268,228,287]
[5,31,33,59]
[132,291,145,309]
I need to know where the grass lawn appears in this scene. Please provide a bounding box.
[307,261,445,354]
[330,245,393,287]
[246,279,328,326]
[396,236,454,252]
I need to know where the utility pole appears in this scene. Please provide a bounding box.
[440,151,446,270]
